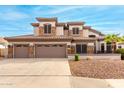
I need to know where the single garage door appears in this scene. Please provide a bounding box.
[35,44,66,58]
[14,44,29,58]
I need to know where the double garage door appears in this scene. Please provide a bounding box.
[14,44,66,58]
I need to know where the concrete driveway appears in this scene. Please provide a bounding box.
[0,58,71,75]
[0,58,71,88]
[0,58,123,88]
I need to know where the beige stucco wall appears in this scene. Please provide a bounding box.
[116,42,124,49]
[34,27,39,36]
[0,45,8,57]
[69,25,83,30]
[39,22,56,27]
[95,40,100,52]
[83,29,100,37]
[82,29,89,37]
[56,26,64,35]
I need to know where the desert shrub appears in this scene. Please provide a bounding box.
[116,48,124,54]
[75,54,80,61]
[116,48,124,60]
[86,56,93,60]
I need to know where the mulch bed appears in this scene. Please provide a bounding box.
[69,60,124,79]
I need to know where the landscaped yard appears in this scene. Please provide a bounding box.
[69,60,124,79]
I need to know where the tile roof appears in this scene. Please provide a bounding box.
[67,22,85,25]
[4,34,105,42]
[31,23,39,27]
[0,37,8,43]
[56,23,65,26]
[89,28,105,36]
[36,17,57,22]
[83,26,91,29]
[4,34,72,41]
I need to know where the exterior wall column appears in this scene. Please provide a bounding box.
[29,43,34,58]
[87,43,94,54]
[71,43,76,54]
[8,44,13,58]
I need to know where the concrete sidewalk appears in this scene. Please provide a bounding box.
[1,76,124,88]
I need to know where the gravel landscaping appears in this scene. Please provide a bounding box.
[69,60,124,79]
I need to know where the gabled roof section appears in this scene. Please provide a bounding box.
[31,23,39,27]
[83,26,91,29]
[4,34,34,39]
[36,17,57,22]
[56,23,65,26]
[89,28,105,36]
[0,37,8,43]
[67,21,85,25]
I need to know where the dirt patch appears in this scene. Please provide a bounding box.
[69,60,124,79]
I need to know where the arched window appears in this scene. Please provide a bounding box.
[44,24,51,34]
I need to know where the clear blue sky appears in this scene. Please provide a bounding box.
[0,5,124,37]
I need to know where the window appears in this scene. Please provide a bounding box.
[44,24,51,34]
[72,27,79,34]
[118,46,122,48]
[89,35,96,38]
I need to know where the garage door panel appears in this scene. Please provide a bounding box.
[35,45,66,58]
[14,45,29,58]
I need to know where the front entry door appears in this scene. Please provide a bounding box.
[82,44,87,53]
[76,44,82,54]
[76,44,87,54]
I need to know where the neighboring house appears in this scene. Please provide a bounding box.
[0,37,8,57]
[4,17,115,58]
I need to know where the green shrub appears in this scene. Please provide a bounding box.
[116,48,124,60]
[75,54,80,61]
[116,48,124,54]
[121,53,124,60]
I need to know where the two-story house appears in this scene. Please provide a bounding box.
[4,17,107,58]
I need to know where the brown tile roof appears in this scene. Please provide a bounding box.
[56,23,65,26]
[73,37,98,41]
[4,34,105,42]
[31,23,39,27]
[36,17,57,22]
[89,28,105,36]
[0,37,8,43]
[83,26,91,29]
[4,34,72,41]
[67,22,85,25]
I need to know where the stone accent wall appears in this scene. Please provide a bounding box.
[8,45,13,58]
[87,46,94,54]
[28,46,34,58]
[71,45,75,54]
[67,45,71,54]
[67,45,76,54]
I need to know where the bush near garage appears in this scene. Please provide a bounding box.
[116,48,124,60]
[75,54,80,61]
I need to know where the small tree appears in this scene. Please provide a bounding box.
[104,34,122,53]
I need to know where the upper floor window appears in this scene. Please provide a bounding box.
[72,27,79,34]
[89,35,96,38]
[44,24,51,34]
